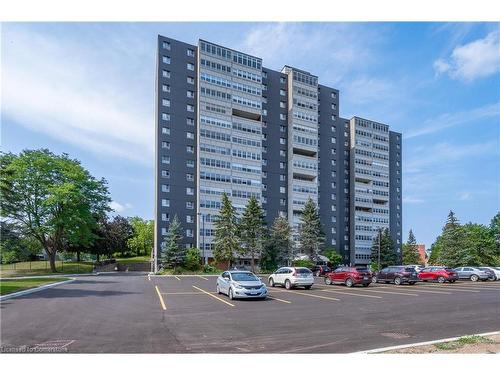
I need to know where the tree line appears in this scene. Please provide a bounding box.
[161,193,342,273]
[0,149,154,271]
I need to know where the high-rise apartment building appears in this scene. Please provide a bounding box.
[154,35,402,271]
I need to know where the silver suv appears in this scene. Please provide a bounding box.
[453,267,490,281]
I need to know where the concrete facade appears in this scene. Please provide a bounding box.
[154,35,402,270]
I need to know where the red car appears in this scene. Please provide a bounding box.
[324,266,372,287]
[418,267,458,283]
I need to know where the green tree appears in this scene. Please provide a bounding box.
[262,215,294,270]
[238,197,266,272]
[438,211,470,267]
[0,149,110,272]
[324,248,343,268]
[298,198,324,261]
[402,229,421,264]
[109,215,134,257]
[185,247,202,271]
[462,222,498,266]
[428,236,443,265]
[160,215,185,270]
[370,228,397,268]
[213,193,239,267]
[127,217,154,256]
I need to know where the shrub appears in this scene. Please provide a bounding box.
[324,248,343,267]
[292,259,315,269]
[203,263,221,274]
[185,248,201,271]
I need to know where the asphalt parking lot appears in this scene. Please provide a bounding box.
[1,273,499,353]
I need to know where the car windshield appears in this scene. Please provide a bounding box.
[296,268,312,274]
[231,272,259,281]
[404,267,416,272]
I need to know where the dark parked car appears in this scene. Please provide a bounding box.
[372,266,419,285]
[311,265,331,277]
[418,267,458,283]
[324,266,372,287]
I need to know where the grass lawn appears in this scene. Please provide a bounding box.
[0,277,70,296]
[115,256,151,264]
[0,261,94,277]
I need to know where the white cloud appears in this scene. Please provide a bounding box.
[403,197,425,204]
[433,30,500,81]
[2,27,153,165]
[404,101,500,139]
[458,192,471,201]
[405,141,498,173]
[110,201,133,213]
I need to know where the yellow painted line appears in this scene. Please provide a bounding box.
[197,275,209,281]
[155,285,167,310]
[192,285,235,307]
[317,288,382,299]
[282,289,340,301]
[174,276,180,281]
[267,296,292,304]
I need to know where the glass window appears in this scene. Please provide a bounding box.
[187,63,195,71]
[187,76,195,84]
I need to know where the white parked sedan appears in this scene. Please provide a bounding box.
[216,270,268,300]
[268,267,314,290]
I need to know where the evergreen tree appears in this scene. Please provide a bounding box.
[238,196,266,272]
[402,229,421,264]
[428,236,443,265]
[213,193,239,267]
[262,215,294,270]
[298,198,324,261]
[161,215,185,270]
[438,211,467,267]
[370,228,397,268]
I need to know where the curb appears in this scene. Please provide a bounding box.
[0,278,76,302]
[350,330,500,354]
[0,273,98,280]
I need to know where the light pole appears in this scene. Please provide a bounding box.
[197,212,206,265]
[377,227,382,271]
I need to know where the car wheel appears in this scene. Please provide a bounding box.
[372,276,378,283]
[437,276,445,283]
[470,274,479,282]
[304,285,312,290]
[449,280,456,283]
[325,277,332,285]
[315,271,321,277]
[345,278,354,287]
[269,278,275,287]
[394,277,402,285]
[285,279,292,290]
[228,288,234,300]
[216,284,221,294]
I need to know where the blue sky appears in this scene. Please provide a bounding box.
[1,22,499,248]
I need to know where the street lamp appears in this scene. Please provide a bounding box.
[377,227,382,271]
[197,212,206,265]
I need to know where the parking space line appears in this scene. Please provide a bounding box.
[163,292,205,295]
[377,286,451,295]
[192,285,235,307]
[356,289,419,297]
[197,275,209,281]
[267,296,292,304]
[155,285,167,310]
[174,276,181,281]
[282,289,340,301]
[413,285,480,292]
[316,288,382,299]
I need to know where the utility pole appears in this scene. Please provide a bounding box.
[197,213,206,265]
[378,228,382,271]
